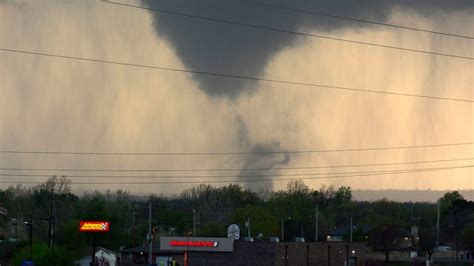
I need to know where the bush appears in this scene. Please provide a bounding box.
[12,241,78,266]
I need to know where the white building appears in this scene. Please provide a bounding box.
[77,247,118,266]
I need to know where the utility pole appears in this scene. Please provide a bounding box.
[247,217,251,238]
[327,245,331,266]
[148,202,152,266]
[24,221,33,260]
[350,217,353,242]
[49,185,54,265]
[132,210,136,245]
[281,217,291,241]
[436,202,440,247]
[193,209,196,237]
[315,206,319,242]
[346,245,350,266]
[92,233,96,266]
[48,186,54,247]
[281,219,285,241]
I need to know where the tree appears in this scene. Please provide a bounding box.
[12,241,77,266]
[286,180,309,195]
[438,191,464,215]
[231,206,278,238]
[418,228,436,261]
[459,224,474,257]
[442,199,474,245]
[334,186,352,205]
[368,222,404,262]
[180,184,259,224]
[199,222,226,237]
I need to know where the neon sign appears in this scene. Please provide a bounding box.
[169,240,218,247]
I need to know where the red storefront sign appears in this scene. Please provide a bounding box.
[169,240,218,247]
[79,221,110,232]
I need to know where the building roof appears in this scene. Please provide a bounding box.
[329,225,371,236]
[121,242,181,254]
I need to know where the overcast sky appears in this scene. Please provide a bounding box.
[0,0,472,200]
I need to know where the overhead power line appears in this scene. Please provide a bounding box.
[0,165,471,179]
[243,1,474,40]
[0,165,471,185]
[0,141,471,156]
[1,157,471,172]
[101,0,474,61]
[1,48,473,103]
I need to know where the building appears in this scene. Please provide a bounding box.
[327,225,370,242]
[77,247,118,266]
[121,236,367,265]
[120,242,183,266]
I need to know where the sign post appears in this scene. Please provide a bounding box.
[92,233,96,266]
[79,221,110,266]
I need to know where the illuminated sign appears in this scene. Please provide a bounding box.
[170,240,219,247]
[227,224,240,240]
[79,221,110,232]
[161,236,234,252]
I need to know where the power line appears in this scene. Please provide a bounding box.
[1,157,471,172]
[0,164,471,179]
[101,0,474,61]
[0,165,471,185]
[243,1,474,40]
[0,141,472,156]
[1,48,473,103]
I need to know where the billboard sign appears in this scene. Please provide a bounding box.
[160,236,234,252]
[79,221,110,232]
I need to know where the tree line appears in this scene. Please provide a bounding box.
[0,176,473,265]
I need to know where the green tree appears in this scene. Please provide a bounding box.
[438,191,464,214]
[12,241,77,266]
[231,205,278,238]
[459,224,474,256]
[199,222,226,237]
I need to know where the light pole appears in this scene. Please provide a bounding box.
[11,218,18,240]
[148,202,152,266]
[24,221,33,260]
[281,216,291,241]
[246,217,251,238]
[192,209,196,237]
[185,231,192,266]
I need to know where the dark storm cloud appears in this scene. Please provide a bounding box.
[141,0,472,99]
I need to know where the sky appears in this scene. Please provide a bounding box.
[0,0,472,201]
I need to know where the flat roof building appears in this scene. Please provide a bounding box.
[121,237,366,266]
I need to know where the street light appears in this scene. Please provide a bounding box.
[281,216,291,241]
[192,209,196,237]
[185,231,192,266]
[24,221,33,260]
[11,218,18,240]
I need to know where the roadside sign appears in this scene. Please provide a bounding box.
[161,236,234,252]
[79,221,110,232]
[227,224,240,240]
